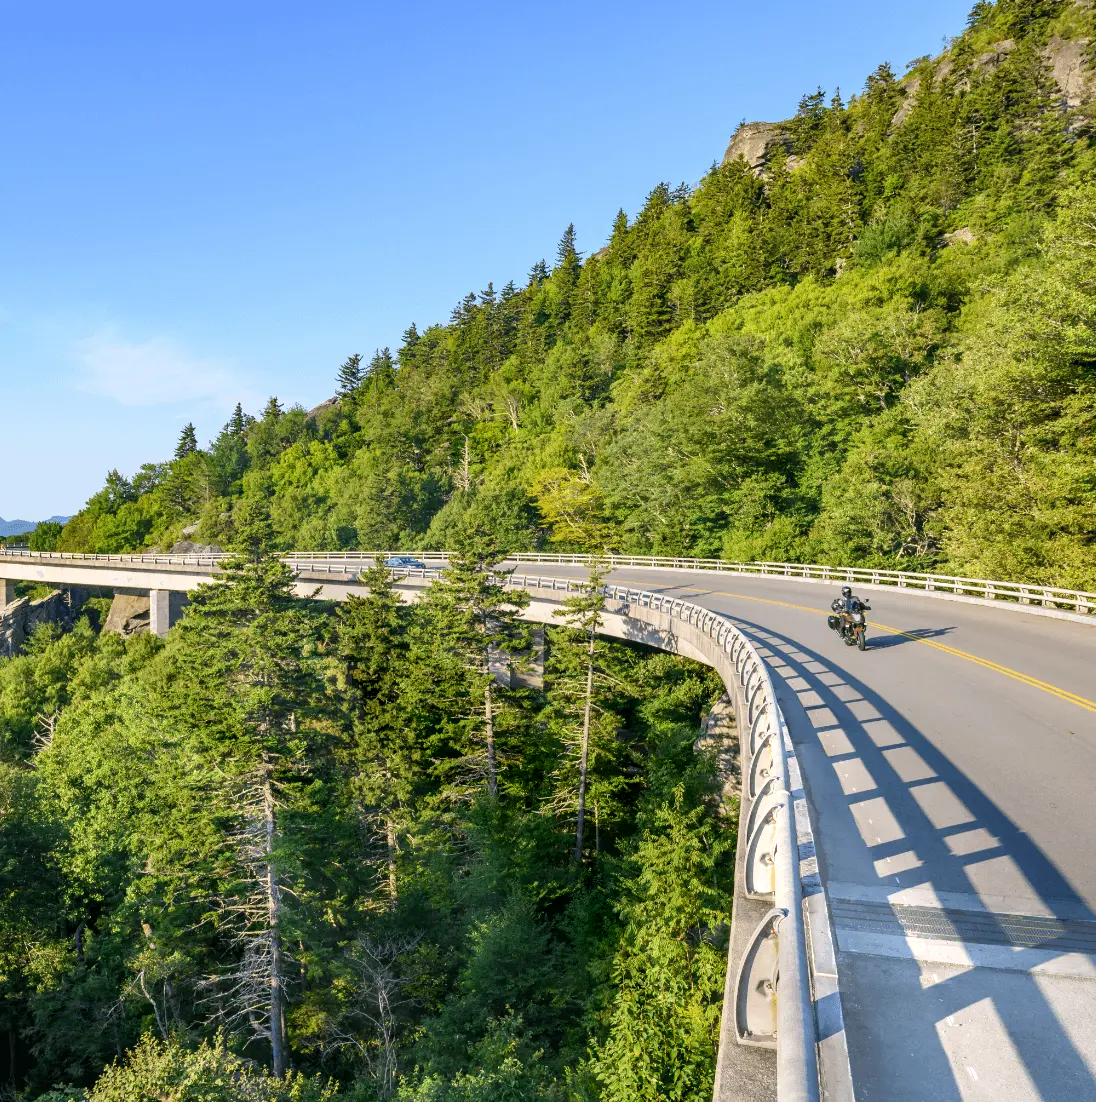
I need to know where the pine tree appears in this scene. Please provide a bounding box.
[367,348,397,391]
[412,533,530,802]
[552,224,582,327]
[967,0,993,28]
[163,498,323,1075]
[790,86,828,153]
[556,223,581,272]
[175,423,198,460]
[337,353,364,398]
[591,787,732,1102]
[229,402,248,436]
[335,562,418,904]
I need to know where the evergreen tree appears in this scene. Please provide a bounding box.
[547,560,617,862]
[161,498,323,1075]
[334,562,418,903]
[967,0,993,28]
[790,86,828,153]
[592,787,732,1102]
[412,534,530,801]
[175,423,198,460]
[337,353,364,398]
[229,402,248,437]
[367,347,397,391]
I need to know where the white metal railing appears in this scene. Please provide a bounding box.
[0,549,225,568]
[286,552,1096,614]
[3,547,1091,616]
[296,553,1096,615]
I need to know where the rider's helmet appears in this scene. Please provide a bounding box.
[841,585,852,597]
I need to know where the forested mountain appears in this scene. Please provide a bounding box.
[50,0,1096,589]
[5,3,1096,1100]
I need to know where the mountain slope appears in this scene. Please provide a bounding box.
[55,0,1096,588]
[0,515,71,538]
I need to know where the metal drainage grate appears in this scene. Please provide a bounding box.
[830,899,1096,954]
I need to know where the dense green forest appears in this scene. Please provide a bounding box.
[44,0,1096,589]
[2,522,728,1100]
[5,1,1096,1098]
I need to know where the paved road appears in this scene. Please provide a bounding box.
[507,564,1096,1102]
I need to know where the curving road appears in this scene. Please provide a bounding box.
[510,563,1096,1102]
[3,552,1095,1098]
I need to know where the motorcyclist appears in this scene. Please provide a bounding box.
[831,585,870,618]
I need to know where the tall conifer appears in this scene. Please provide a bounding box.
[337,353,364,398]
[175,423,198,459]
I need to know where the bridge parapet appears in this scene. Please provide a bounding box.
[2,548,1092,622]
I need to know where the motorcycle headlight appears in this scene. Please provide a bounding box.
[853,612,864,623]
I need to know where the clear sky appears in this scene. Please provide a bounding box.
[0,0,972,520]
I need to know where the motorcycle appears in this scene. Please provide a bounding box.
[828,599,870,650]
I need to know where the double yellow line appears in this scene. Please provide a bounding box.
[673,586,1096,714]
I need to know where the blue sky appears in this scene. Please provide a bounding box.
[0,0,972,519]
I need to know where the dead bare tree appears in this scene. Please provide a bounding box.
[32,709,59,754]
[200,754,290,1076]
[325,933,423,1098]
[551,560,610,862]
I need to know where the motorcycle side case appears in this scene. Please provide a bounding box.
[827,614,840,630]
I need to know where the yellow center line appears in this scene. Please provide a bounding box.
[667,585,1096,714]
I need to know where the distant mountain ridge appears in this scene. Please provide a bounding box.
[0,515,72,539]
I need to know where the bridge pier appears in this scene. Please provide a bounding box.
[149,589,173,637]
[0,579,13,608]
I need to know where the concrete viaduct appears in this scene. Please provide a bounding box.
[2,549,1095,1102]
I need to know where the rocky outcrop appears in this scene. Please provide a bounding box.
[103,594,151,636]
[722,121,793,172]
[893,32,1092,129]
[1046,34,1091,110]
[169,540,222,555]
[0,588,89,657]
[695,693,739,815]
[307,396,339,422]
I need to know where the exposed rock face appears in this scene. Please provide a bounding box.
[307,396,339,422]
[722,121,792,172]
[944,226,978,246]
[695,693,739,814]
[103,594,151,637]
[893,33,1092,129]
[1046,34,1091,109]
[169,540,222,555]
[0,588,89,656]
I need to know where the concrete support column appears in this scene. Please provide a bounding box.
[149,589,172,637]
[0,579,14,608]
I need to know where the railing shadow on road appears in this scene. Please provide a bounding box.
[864,625,956,650]
[726,613,1096,1102]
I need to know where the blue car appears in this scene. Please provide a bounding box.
[383,555,427,570]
